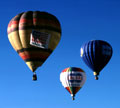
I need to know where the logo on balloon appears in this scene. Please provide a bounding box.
[68,72,83,86]
[30,30,51,49]
[102,45,112,56]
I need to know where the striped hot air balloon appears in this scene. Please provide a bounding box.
[60,67,86,100]
[80,40,113,80]
[7,11,61,80]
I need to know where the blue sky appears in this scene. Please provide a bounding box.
[0,0,120,108]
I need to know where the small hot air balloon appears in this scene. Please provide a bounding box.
[60,67,86,100]
[80,40,113,80]
[7,11,61,81]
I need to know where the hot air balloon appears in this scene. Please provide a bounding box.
[80,40,113,80]
[7,11,61,81]
[60,67,86,100]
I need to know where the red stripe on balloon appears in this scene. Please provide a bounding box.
[19,53,49,60]
[62,68,69,73]
[66,87,72,94]
[19,19,33,23]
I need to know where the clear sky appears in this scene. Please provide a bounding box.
[0,0,120,108]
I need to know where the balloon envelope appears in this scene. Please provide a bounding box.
[80,40,113,80]
[60,67,86,100]
[7,11,61,80]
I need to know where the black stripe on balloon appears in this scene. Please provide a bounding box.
[8,27,19,33]
[33,16,60,23]
[24,58,46,62]
[9,25,61,34]
[95,41,109,72]
[17,48,52,54]
[71,87,79,95]
[94,40,103,72]
[21,25,61,33]
[33,11,60,22]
